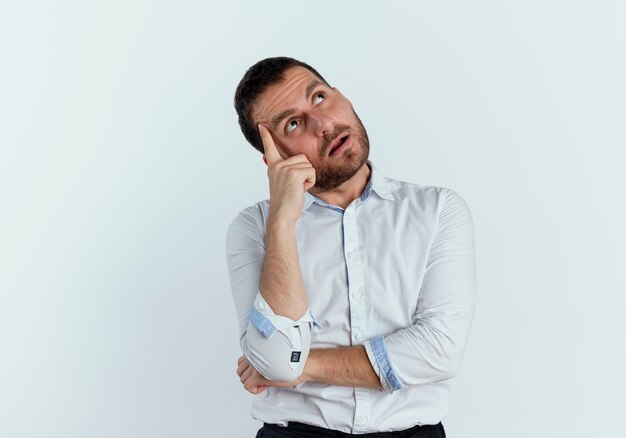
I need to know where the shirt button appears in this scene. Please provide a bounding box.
[352,290,361,299]
[355,334,362,341]
[358,415,367,422]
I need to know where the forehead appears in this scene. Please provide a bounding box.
[252,66,322,124]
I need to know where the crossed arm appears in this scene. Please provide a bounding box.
[236,345,382,395]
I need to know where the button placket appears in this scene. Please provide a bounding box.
[343,206,372,434]
[343,208,365,345]
[353,387,373,434]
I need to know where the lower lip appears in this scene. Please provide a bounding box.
[329,136,350,156]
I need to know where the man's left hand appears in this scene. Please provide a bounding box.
[236,355,304,394]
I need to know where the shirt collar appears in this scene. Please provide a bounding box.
[363,159,395,202]
[302,159,395,213]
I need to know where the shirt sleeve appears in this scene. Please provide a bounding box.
[249,291,321,339]
[363,188,477,392]
[225,207,321,381]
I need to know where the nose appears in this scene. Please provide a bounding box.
[309,113,334,137]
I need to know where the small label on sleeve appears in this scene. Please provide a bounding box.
[290,351,301,363]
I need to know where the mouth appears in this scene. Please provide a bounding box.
[328,133,350,156]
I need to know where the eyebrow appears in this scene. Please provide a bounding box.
[270,79,325,130]
[305,79,324,102]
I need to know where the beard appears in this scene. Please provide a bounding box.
[310,109,370,193]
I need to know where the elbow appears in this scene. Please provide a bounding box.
[438,363,460,381]
[433,343,466,381]
[242,321,312,382]
[254,349,308,382]
[270,365,305,382]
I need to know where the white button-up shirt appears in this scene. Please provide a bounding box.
[225,159,477,434]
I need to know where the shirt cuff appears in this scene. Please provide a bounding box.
[248,291,322,339]
[363,335,405,392]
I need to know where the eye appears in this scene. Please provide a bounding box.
[314,92,325,104]
[285,119,300,133]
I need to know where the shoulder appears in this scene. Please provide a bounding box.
[383,176,473,225]
[225,199,270,246]
[384,176,462,208]
[227,198,269,227]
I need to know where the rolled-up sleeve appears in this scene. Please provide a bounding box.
[225,207,321,381]
[363,188,477,392]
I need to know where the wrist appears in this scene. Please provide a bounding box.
[302,349,318,383]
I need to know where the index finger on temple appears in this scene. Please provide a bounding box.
[258,124,282,164]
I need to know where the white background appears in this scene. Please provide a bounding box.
[1,1,625,437]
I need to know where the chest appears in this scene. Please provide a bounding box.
[295,201,435,343]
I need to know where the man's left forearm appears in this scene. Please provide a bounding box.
[301,345,382,389]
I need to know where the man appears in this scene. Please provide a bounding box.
[226,56,477,437]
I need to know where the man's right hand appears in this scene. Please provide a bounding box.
[259,124,316,224]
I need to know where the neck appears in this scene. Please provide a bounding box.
[309,162,371,210]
